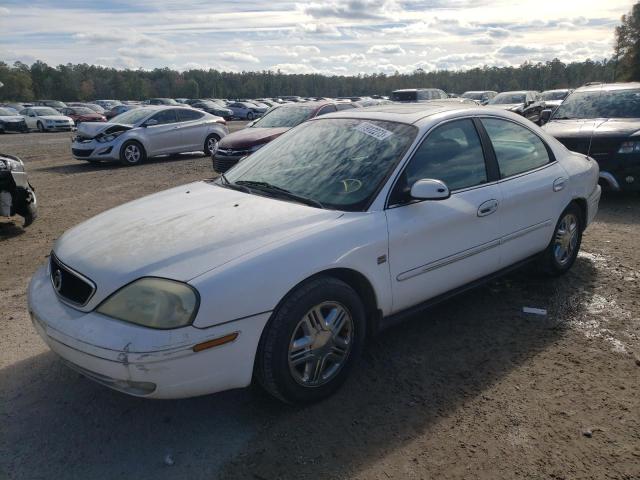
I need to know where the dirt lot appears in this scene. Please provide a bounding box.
[1,129,639,480]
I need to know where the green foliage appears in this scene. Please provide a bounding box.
[0,57,620,102]
[614,1,640,81]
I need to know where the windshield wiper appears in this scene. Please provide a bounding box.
[235,180,324,209]
[218,173,251,193]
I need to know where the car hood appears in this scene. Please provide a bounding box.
[488,103,524,111]
[0,115,25,122]
[219,127,289,148]
[37,115,71,121]
[543,118,640,139]
[53,181,342,308]
[76,121,133,138]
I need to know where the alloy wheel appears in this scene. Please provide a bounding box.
[124,144,141,163]
[207,137,219,155]
[553,212,578,266]
[288,301,353,387]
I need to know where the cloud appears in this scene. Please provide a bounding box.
[219,51,260,63]
[367,44,406,55]
[303,0,397,20]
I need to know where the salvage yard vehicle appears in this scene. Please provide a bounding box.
[19,107,74,132]
[461,90,497,105]
[70,106,228,165]
[391,88,448,102]
[34,100,67,111]
[542,82,640,192]
[213,101,345,173]
[28,103,600,404]
[189,100,234,120]
[0,107,29,133]
[104,104,139,120]
[540,89,573,109]
[488,91,546,124]
[227,101,268,120]
[60,107,107,125]
[0,153,37,227]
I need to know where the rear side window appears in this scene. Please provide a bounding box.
[151,109,178,125]
[178,109,204,122]
[402,119,487,191]
[481,118,551,178]
[316,105,337,116]
[336,103,356,111]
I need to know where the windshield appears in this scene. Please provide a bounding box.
[552,89,640,119]
[111,108,152,125]
[252,106,315,128]
[73,107,94,115]
[391,91,417,102]
[489,93,526,104]
[225,118,417,211]
[541,90,569,101]
[34,107,59,116]
[461,92,484,100]
[0,108,17,116]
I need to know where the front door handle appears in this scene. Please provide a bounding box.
[553,177,567,192]
[477,199,499,217]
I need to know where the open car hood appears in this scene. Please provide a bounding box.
[76,122,132,139]
[543,118,640,139]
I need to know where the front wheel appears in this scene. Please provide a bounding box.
[539,203,583,276]
[119,140,146,166]
[255,276,366,404]
[37,121,45,132]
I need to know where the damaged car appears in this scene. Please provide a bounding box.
[0,153,37,227]
[71,106,228,165]
[0,107,29,133]
[29,103,600,404]
[488,91,545,124]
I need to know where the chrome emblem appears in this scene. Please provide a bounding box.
[52,269,63,292]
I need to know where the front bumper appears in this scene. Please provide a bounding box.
[212,151,245,173]
[28,265,270,399]
[586,184,601,227]
[71,138,120,161]
[45,123,73,131]
[596,153,640,191]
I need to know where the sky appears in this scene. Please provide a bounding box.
[0,0,635,75]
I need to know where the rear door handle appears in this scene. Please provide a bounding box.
[553,177,567,192]
[477,199,499,217]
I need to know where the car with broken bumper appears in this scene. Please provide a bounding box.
[29,103,600,404]
[70,106,228,165]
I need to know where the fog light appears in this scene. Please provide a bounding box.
[626,176,635,184]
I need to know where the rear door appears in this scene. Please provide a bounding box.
[176,109,207,151]
[385,118,503,312]
[479,117,569,267]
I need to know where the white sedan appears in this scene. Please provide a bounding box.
[28,103,601,404]
[20,106,74,132]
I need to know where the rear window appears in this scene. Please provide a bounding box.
[392,91,418,102]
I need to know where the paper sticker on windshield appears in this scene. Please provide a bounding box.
[354,122,394,141]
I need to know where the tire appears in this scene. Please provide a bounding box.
[37,121,45,133]
[255,276,366,404]
[204,134,220,156]
[539,203,583,276]
[246,111,254,120]
[119,140,146,166]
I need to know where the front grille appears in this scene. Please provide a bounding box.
[72,148,94,157]
[213,155,240,173]
[216,148,251,157]
[50,254,96,306]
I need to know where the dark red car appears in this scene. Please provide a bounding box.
[213,101,357,173]
[61,107,107,125]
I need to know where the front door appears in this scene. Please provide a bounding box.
[385,118,503,313]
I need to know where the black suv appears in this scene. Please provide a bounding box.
[542,83,640,192]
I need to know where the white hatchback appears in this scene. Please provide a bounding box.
[28,103,601,404]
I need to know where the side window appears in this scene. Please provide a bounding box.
[417,90,428,101]
[177,109,204,122]
[316,105,337,116]
[336,103,355,111]
[402,119,488,192]
[151,109,178,125]
[481,118,551,178]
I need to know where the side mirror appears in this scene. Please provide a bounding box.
[144,119,158,127]
[540,109,552,125]
[410,179,450,201]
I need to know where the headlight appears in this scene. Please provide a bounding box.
[0,157,25,172]
[97,132,124,143]
[45,119,54,125]
[97,278,199,329]
[618,140,640,154]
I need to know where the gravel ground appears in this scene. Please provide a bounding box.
[1,129,639,480]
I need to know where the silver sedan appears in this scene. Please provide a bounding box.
[71,106,228,165]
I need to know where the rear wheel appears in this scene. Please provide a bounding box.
[119,140,146,166]
[540,203,583,276]
[204,134,220,156]
[246,111,254,120]
[255,276,366,404]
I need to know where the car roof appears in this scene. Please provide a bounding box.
[317,102,477,125]
[574,82,640,93]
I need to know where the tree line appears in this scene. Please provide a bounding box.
[1,1,637,102]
